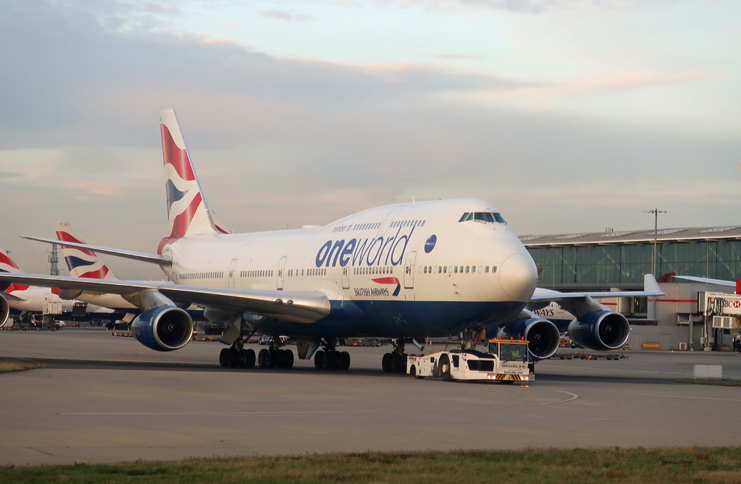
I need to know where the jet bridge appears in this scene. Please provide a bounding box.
[698,291,741,351]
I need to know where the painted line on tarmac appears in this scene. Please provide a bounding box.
[524,390,578,406]
[587,390,741,403]
[53,392,579,417]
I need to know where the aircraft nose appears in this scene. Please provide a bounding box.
[499,252,537,301]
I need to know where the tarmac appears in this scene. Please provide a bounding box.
[1,328,740,466]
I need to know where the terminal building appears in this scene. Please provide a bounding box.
[520,226,741,351]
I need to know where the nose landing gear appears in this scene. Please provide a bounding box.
[382,339,407,373]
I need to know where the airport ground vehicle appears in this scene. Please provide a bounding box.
[406,338,533,382]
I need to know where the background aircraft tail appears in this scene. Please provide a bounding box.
[0,247,29,293]
[160,109,228,238]
[0,247,23,274]
[54,223,117,280]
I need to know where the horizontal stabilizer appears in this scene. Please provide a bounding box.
[22,236,171,266]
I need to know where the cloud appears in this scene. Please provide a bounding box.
[434,55,483,60]
[0,0,737,278]
[258,9,312,22]
[395,0,677,14]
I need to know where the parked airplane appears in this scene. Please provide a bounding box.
[3,109,663,371]
[0,246,104,327]
[54,222,206,329]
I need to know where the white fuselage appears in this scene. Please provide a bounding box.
[159,199,538,338]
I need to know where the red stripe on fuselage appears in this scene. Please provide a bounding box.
[161,125,196,181]
[372,277,400,285]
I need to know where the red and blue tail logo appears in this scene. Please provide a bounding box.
[54,223,116,280]
[372,277,401,296]
[160,109,228,239]
[0,247,29,293]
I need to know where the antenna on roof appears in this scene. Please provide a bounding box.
[412,196,416,203]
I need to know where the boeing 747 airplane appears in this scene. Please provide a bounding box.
[1,109,663,371]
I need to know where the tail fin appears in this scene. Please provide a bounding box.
[0,247,23,274]
[0,247,29,293]
[54,222,117,280]
[160,109,224,238]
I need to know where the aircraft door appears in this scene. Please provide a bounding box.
[404,251,417,289]
[342,266,350,289]
[277,256,287,290]
[227,259,238,288]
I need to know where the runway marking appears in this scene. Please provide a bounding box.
[586,390,741,403]
[52,391,579,417]
[524,391,578,406]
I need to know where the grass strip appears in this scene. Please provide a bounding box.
[0,357,40,373]
[2,447,741,484]
[675,379,741,387]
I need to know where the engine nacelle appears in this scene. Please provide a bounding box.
[131,306,193,352]
[0,293,10,328]
[568,310,630,351]
[497,318,560,360]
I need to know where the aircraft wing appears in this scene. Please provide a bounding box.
[21,235,171,266]
[0,273,330,324]
[529,274,664,302]
[672,275,736,287]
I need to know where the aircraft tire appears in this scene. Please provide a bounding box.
[219,348,229,368]
[258,348,268,368]
[243,349,256,368]
[283,350,294,369]
[339,351,350,370]
[390,354,405,373]
[382,353,392,372]
[439,354,452,381]
[314,350,325,369]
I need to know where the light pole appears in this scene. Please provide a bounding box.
[644,208,666,321]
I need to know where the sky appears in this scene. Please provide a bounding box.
[1,0,740,279]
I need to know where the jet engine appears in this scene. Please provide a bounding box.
[131,306,193,352]
[0,293,10,328]
[568,310,630,351]
[497,317,560,360]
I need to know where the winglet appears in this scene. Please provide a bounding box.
[644,274,662,295]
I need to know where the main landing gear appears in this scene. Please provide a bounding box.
[219,336,294,369]
[313,339,351,371]
[219,343,256,369]
[382,339,407,373]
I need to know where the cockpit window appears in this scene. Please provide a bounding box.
[459,212,506,224]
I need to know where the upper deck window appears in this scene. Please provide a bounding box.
[459,212,505,224]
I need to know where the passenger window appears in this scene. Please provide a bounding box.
[424,267,427,274]
[454,266,458,273]
[472,266,476,273]
[443,266,447,273]
[492,266,497,273]
[466,266,469,273]
[485,266,489,273]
